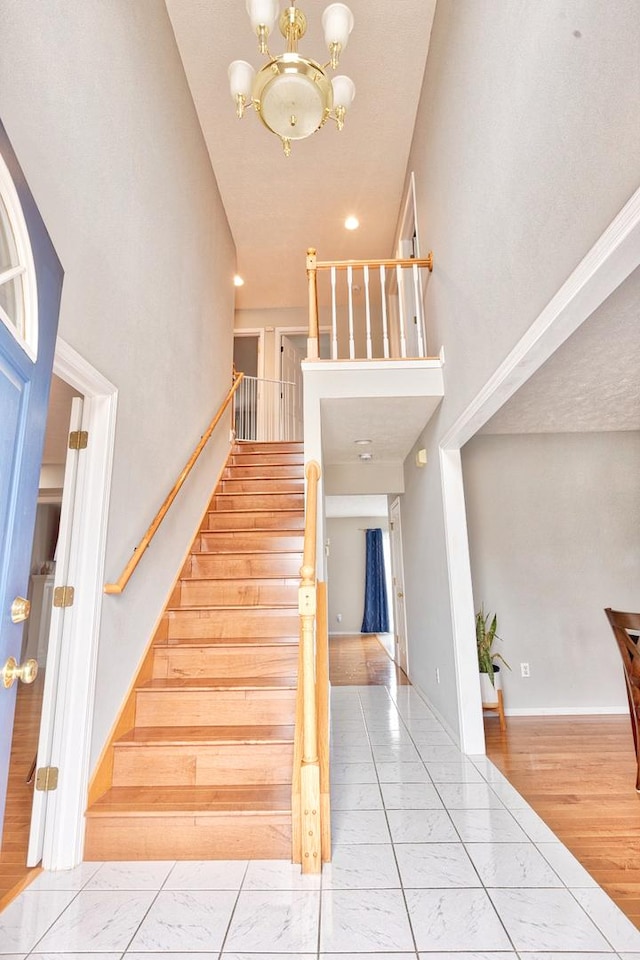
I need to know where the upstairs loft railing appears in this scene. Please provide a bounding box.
[104,372,243,595]
[306,247,434,361]
[292,460,331,872]
[233,374,301,442]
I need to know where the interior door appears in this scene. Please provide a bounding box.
[0,121,64,843]
[280,335,305,441]
[397,236,423,358]
[389,497,408,673]
[27,397,82,865]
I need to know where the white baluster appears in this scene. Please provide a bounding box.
[347,265,355,360]
[330,266,338,360]
[396,264,407,358]
[413,262,425,357]
[364,265,372,359]
[380,265,389,358]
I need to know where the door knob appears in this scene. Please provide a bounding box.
[10,596,31,623]
[2,656,38,689]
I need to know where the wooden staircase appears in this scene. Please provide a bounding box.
[85,441,305,860]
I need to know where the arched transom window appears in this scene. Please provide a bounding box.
[0,154,38,360]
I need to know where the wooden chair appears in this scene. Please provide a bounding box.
[605,608,640,791]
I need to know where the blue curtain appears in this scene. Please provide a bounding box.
[361,528,389,633]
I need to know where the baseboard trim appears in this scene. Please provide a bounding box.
[505,705,628,716]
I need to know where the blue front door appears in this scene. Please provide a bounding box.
[0,119,63,842]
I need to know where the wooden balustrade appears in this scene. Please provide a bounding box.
[292,459,330,872]
[306,248,434,361]
[104,373,244,595]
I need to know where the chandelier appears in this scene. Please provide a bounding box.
[228,0,356,157]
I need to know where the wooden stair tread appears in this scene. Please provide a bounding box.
[192,547,303,555]
[140,676,297,691]
[87,784,292,816]
[167,605,297,614]
[158,638,299,647]
[117,724,295,745]
[209,506,303,516]
[160,633,300,650]
[179,576,299,586]
[216,489,303,494]
[166,605,297,614]
[224,473,304,479]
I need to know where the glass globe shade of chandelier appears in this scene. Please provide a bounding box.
[228,0,356,157]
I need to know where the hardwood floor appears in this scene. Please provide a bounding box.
[486,714,640,927]
[329,633,409,687]
[0,676,43,908]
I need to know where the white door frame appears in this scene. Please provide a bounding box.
[273,325,330,380]
[39,337,117,869]
[27,396,83,865]
[389,497,408,674]
[440,185,640,756]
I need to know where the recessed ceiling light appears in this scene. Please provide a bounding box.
[354,438,371,445]
[359,452,372,461]
[233,274,245,287]
[344,215,359,231]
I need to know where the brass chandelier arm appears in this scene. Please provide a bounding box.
[232,1,355,155]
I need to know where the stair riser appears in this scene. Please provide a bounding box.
[112,743,294,787]
[196,533,303,553]
[135,689,296,726]
[220,478,304,493]
[225,465,303,479]
[214,493,304,511]
[165,609,299,641]
[185,554,302,579]
[174,580,298,607]
[85,814,291,860]
[230,453,303,466]
[204,512,304,532]
[153,645,298,679]
[234,442,302,454]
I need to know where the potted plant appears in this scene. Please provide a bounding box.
[476,606,510,705]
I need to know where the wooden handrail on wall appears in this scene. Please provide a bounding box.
[292,459,330,872]
[104,373,244,595]
[306,247,435,361]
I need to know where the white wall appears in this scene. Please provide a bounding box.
[327,516,390,635]
[396,0,640,739]
[0,0,236,764]
[462,431,639,713]
[325,462,404,496]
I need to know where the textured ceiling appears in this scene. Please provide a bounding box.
[165,0,436,310]
[321,395,441,463]
[482,266,640,435]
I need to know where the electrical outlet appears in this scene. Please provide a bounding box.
[435,667,440,684]
[520,662,530,678]
[336,613,342,623]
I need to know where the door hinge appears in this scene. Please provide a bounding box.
[36,766,59,792]
[53,585,75,608]
[68,430,88,450]
[390,521,394,530]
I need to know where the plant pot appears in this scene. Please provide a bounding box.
[479,665,501,706]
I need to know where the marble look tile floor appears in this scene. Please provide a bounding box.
[2,684,640,958]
